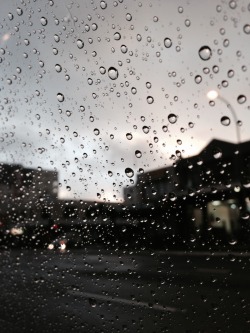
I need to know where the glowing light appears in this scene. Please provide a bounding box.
[10,227,24,235]
[48,243,54,250]
[2,33,10,42]
[207,90,219,100]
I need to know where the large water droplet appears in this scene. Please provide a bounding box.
[126,13,132,21]
[146,96,154,104]
[194,75,202,84]
[100,1,107,9]
[198,46,212,60]
[126,133,133,140]
[142,126,150,134]
[114,32,121,40]
[94,128,100,135]
[213,148,222,159]
[237,94,246,104]
[243,24,250,34]
[55,64,62,72]
[221,116,230,126]
[40,17,48,26]
[164,38,172,48]
[168,113,178,124]
[108,67,118,80]
[125,167,134,178]
[76,39,84,49]
[121,45,128,53]
[135,150,142,158]
[57,93,64,102]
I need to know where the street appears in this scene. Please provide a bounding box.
[0,247,249,332]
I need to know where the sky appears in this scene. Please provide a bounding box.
[0,0,250,202]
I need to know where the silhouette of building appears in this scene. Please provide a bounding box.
[123,139,250,246]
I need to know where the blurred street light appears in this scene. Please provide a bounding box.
[207,90,241,143]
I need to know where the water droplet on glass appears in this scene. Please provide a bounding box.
[237,95,246,104]
[126,133,133,140]
[108,171,113,177]
[164,38,172,48]
[135,150,142,158]
[168,113,178,124]
[121,45,128,53]
[146,96,154,104]
[114,32,121,40]
[146,82,152,89]
[213,148,222,159]
[77,39,84,49]
[162,125,168,132]
[16,8,23,16]
[125,167,134,178]
[8,13,14,20]
[198,46,212,60]
[221,116,230,126]
[55,64,62,72]
[188,122,194,128]
[54,34,60,42]
[40,17,48,26]
[94,128,100,135]
[142,126,150,134]
[89,298,97,307]
[169,192,177,201]
[194,75,202,84]
[108,67,119,80]
[57,93,64,102]
[53,48,58,55]
[227,69,234,78]
[126,13,132,21]
[243,24,250,34]
[185,19,191,27]
[100,1,107,9]
[99,66,106,74]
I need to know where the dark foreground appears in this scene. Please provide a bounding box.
[0,247,249,333]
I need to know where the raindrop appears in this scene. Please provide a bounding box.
[227,69,234,78]
[54,34,60,42]
[194,75,202,84]
[55,64,62,72]
[76,39,84,49]
[94,128,100,135]
[243,24,250,34]
[237,95,246,104]
[53,48,58,55]
[169,192,177,201]
[142,126,150,134]
[40,17,48,26]
[126,133,133,140]
[57,93,64,102]
[89,298,97,307]
[100,1,107,9]
[131,87,137,94]
[213,148,222,159]
[185,19,191,27]
[147,96,154,104]
[221,116,230,126]
[99,66,106,74]
[8,13,14,20]
[188,122,194,128]
[146,82,152,89]
[164,38,172,48]
[198,46,212,60]
[108,67,119,80]
[168,113,178,124]
[126,13,132,21]
[121,45,128,53]
[16,8,23,16]
[108,171,113,177]
[135,150,142,158]
[125,167,134,178]
[114,32,121,40]
[162,125,168,132]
